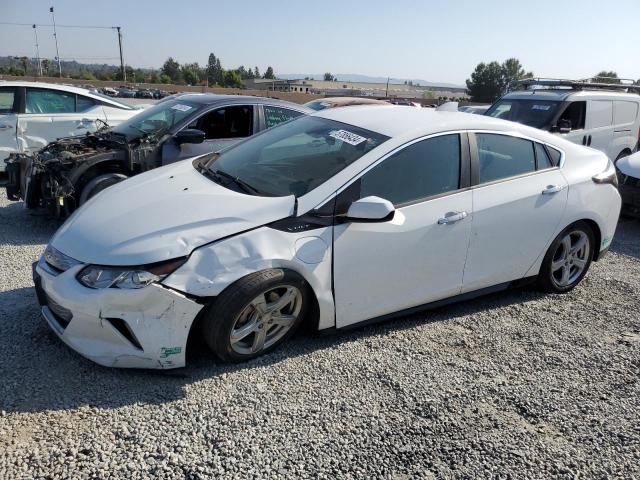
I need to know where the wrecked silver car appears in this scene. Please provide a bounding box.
[4,94,310,216]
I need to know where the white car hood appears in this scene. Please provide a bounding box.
[616,152,640,178]
[50,160,296,266]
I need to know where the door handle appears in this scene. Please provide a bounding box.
[0,123,13,131]
[438,211,468,225]
[542,185,564,195]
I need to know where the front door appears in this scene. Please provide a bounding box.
[462,133,568,292]
[333,133,472,327]
[0,86,19,169]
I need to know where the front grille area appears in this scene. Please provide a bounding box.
[46,295,73,328]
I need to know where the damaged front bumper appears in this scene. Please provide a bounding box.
[33,258,204,369]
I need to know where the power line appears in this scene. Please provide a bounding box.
[0,22,116,29]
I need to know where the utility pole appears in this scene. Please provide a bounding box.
[32,24,43,77]
[49,6,62,77]
[116,26,126,83]
[385,76,389,97]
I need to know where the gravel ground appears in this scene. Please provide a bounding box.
[0,185,638,479]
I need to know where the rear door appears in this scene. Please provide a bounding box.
[462,133,568,292]
[585,100,614,158]
[18,88,98,153]
[0,86,19,170]
[612,100,639,158]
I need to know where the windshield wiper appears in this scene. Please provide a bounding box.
[211,169,262,195]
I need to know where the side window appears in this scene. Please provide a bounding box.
[190,106,253,139]
[0,87,17,114]
[614,101,638,126]
[476,134,535,183]
[546,146,561,166]
[586,100,613,129]
[25,88,75,114]
[534,143,552,169]
[264,106,303,128]
[558,101,586,130]
[76,95,97,113]
[360,134,460,206]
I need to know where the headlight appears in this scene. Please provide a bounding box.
[77,258,186,289]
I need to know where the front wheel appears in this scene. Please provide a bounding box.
[79,173,128,205]
[201,269,310,362]
[537,222,594,293]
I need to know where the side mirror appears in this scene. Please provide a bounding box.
[346,196,395,222]
[174,128,205,145]
[553,119,572,134]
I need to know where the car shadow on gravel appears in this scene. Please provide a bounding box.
[0,282,542,414]
[0,200,61,246]
[610,217,640,260]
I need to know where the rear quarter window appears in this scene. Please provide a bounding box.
[614,101,639,126]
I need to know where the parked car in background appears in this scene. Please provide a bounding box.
[135,89,154,99]
[387,99,422,107]
[485,78,640,162]
[615,152,640,217]
[99,87,119,97]
[152,89,169,99]
[33,106,620,368]
[4,94,311,216]
[459,105,490,114]
[117,88,137,98]
[304,97,390,111]
[0,81,143,172]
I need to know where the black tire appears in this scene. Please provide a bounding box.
[615,150,631,164]
[536,221,594,293]
[79,173,128,205]
[201,269,310,363]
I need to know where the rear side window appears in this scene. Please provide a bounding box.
[476,134,535,183]
[546,146,562,166]
[614,101,638,125]
[25,88,75,114]
[0,87,17,114]
[76,95,97,113]
[586,100,613,129]
[534,143,552,169]
[361,134,461,206]
[264,106,303,128]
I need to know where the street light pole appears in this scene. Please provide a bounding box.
[32,24,43,77]
[49,6,62,77]
[116,26,126,83]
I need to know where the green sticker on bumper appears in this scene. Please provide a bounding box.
[160,347,182,358]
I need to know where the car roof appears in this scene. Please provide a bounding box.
[501,89,640,101]
[313,104,559,139]
[0,80,133,109]
[168,93,312,111]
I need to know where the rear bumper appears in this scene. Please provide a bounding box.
[33,258,204,369]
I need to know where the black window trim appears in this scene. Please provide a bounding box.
[326,131,472,212]
[468,130,565,189]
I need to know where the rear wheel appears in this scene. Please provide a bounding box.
[537,222,594,293]
[79,173,128,205]
[201,269,309,362]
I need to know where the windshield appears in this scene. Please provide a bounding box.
[204,116,388,197]
[304,100,332,111]
[112,99,201,138]
[485,99,561,128]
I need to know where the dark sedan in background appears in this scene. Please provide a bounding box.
[4,94,311,216]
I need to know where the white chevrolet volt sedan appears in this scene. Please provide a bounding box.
[33,106,621,368]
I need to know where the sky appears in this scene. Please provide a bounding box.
[0,0,638,85]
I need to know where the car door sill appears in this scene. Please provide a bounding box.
[324,276,537,334]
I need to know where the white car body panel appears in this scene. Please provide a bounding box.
[39,107,621,368]
[616,151,640,177]
[0,81,141,171]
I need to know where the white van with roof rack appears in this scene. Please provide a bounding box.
[485,78,640,162]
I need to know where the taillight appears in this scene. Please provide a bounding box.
[592,160,618,187]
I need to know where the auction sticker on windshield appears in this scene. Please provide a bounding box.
[171,104,193,112]
[329,129,367,146]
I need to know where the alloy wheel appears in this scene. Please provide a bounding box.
[229,285,303,355]
[551,230,590,287]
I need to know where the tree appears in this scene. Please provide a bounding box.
[41,59,51,76]
[182,62,202,85]
[594,71,619,84]
[466,58,534,103]
[162,57,182,83]
[466,61,504,103]
[224,70,244,88]
[254,66,260,79]
[323,72,334,81]
[263,66,275,79]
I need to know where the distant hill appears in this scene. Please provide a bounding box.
[278,73,464,89]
